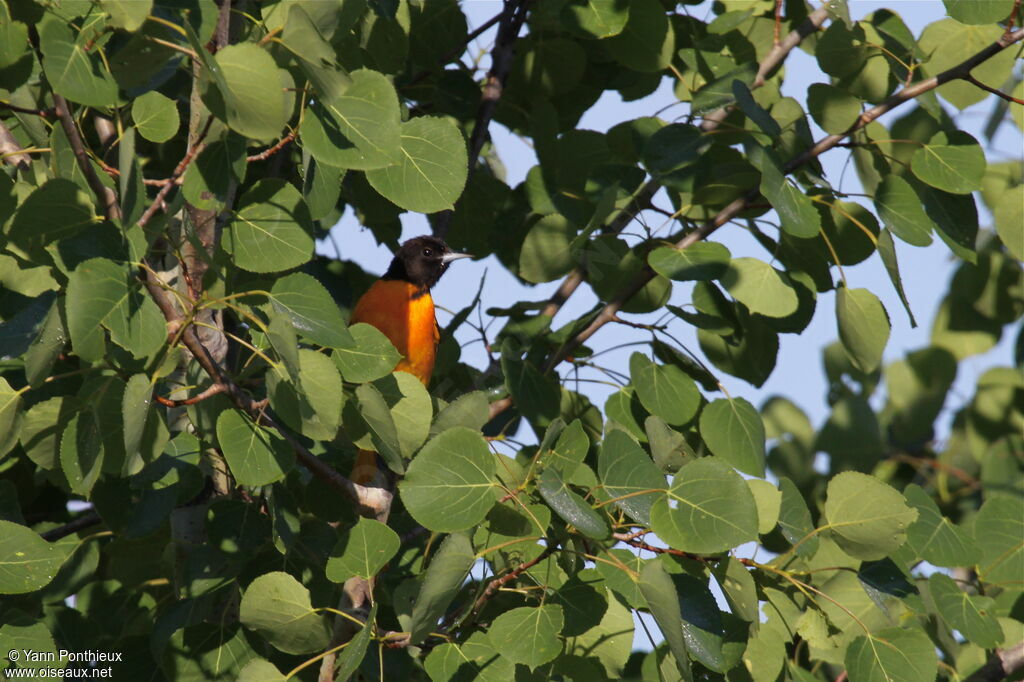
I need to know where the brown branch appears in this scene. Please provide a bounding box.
[468,542,557,617]
[0,101,53,118]
[153,382,227,407]
[40,511,102,542]
[247,130,295,162]
[136,119,212,229]
[97,158,184,187]
[51,94,121,222]
[1006,0,1021,37]
[963,72,1024,105]
[966,640,1024,682]
[435,0,530,239]
[0,121,31,170]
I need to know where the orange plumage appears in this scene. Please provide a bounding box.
[350,279,439,386]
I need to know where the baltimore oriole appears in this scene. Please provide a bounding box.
[349,235,471,483]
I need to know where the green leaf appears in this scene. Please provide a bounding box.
[9,179,96,251]
[629,352,701,427]
[929,572,1004,647]
[975,496,1024,585]
[399,427,497,532]
[648,242,730,281]
[424,633,513,682]
[65,258,164,362]
[409,533,475,644]
[538,466,609,540]
[502,348,561,431]
[0,520,72,594]
[208,43,291,140]
[699,397,766,477]
[132,91,180,143]
[354,381,403,473]
[430,391,490,439]
[904,484,978,567]
[836,286,891,374]
[267,349,343,441]
[698,312,778,388]
[488,605,564,670]
[182,135,247,210]
[877,229,918,327]
[562,0,629,38]
[638,560,693,682]
[544,418,589,475]
[366,115,468,213]
[598,429,665,525]
[239,571,330,655]
[915,180,978,263]
[807,83,861,135]
[101,0,152,31]
[747,480,781,534]
[733,80,781,137]
[994,186,1024,260]
[816,21,869,78]
[757,150,821,239]
[300,69,401,170]
[0,377,22,459]
[845,627,937,682]
[605,0,674,72]
[823,472,917,560]
[645,415,693,473]
[216,409,294,487]
[519,214,577,283]
[778,477,819,556]
[720,258,799,318]
[60,412,104,496]
[225,179,315,273]
[122,372,155,475]
[326,517,400,582]
[367,371,431,461]
[642,123,707,175]
[336,603,376,679]
[38,18,120,108]
[332,324,401,384]
[238,659,286,682]
[911,131,986,194]
[649,457,759,554]
[943,0,1015,26]
[874,175,935,246]
[269,272,353,348]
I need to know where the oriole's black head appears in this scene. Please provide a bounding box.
[382,235,472,291]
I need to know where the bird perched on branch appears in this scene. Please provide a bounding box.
[349,235,472,483]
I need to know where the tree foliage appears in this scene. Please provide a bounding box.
[0,0,1022,680]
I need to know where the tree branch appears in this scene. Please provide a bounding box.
[963,72,1024,105]
[965,640,1024,682]
[0,120,31,170]
[405,10,504,88]
[40,511,102,542]
[51,94,121,222]
[434,0,530,239]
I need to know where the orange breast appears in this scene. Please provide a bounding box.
[350,279,439,385]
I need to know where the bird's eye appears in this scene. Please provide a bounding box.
[423,248,433,257]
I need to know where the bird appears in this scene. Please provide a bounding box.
[348,235,472,483]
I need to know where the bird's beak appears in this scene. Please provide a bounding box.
[441,252,474,263]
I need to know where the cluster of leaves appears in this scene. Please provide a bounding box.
[0,0,1022,680]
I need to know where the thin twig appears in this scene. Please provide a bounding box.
[136,118,213,229]
[52,93,121,222]
[963,72,1024,105]
[247,130,295,162]
[153,382,227,407]
[40,511,102,541]
[468,542,557,618]
[0,101,53,118]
